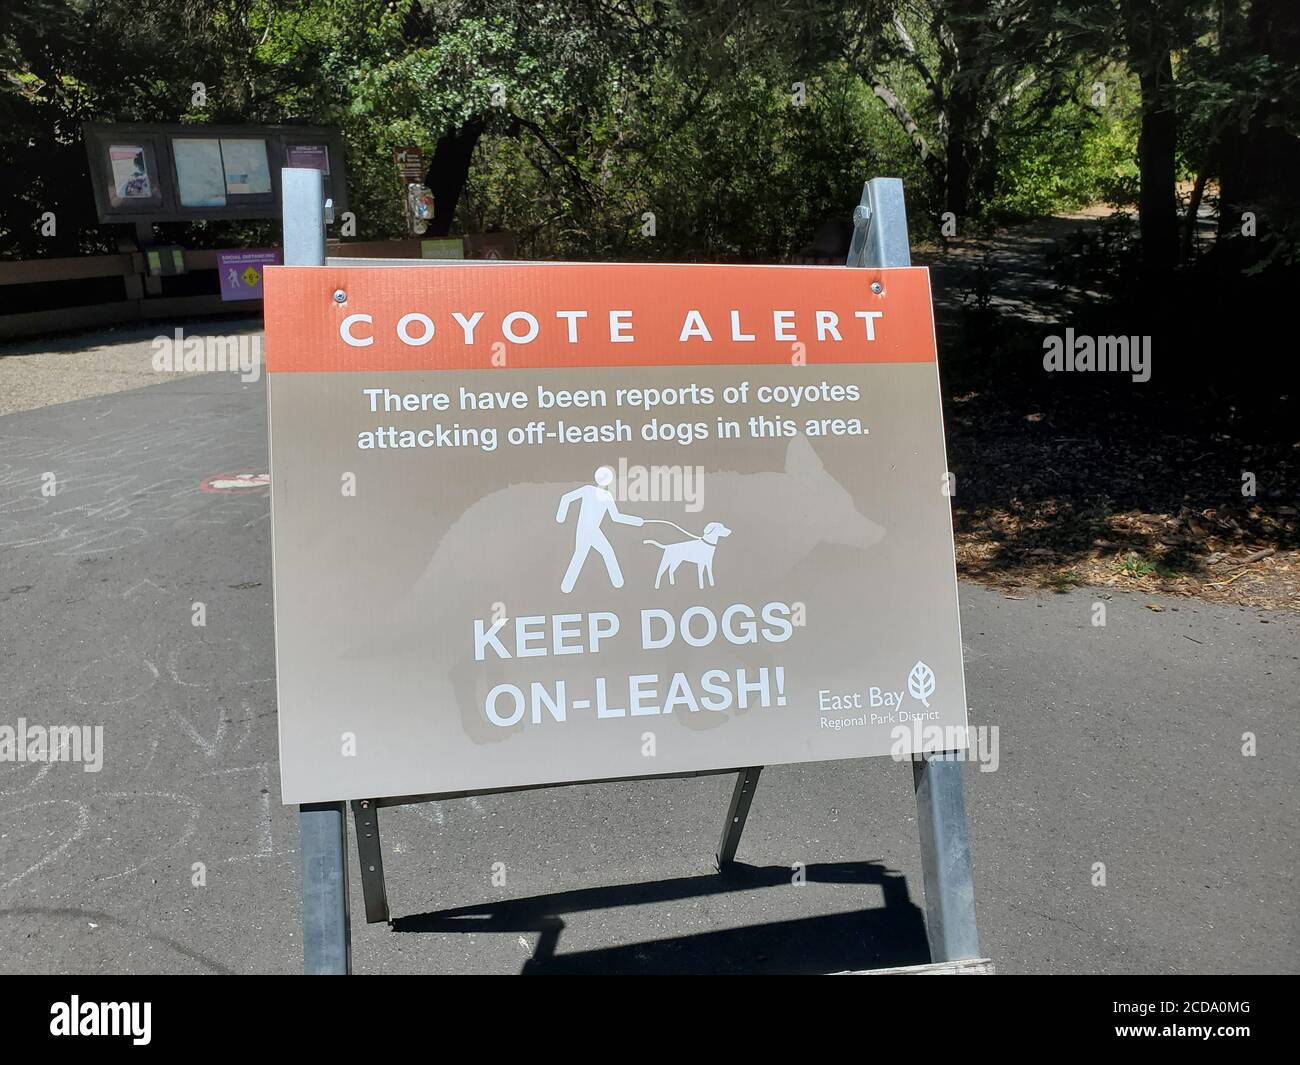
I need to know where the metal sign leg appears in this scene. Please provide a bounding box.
[351,799,391,924]
[284,169,352,974]
[299,802,351,974]
[283,167,327,266]
[912,753,981,961]
[716,766,762,867]
[846,177,913,269]
[847,177,981,964]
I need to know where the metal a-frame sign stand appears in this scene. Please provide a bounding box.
[281,167,985,976]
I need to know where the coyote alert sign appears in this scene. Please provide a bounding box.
[265,262,967,804]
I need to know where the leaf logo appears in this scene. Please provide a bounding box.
[908,661,936,707]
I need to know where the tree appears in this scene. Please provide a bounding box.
[336,1,627,237]
[1197,0,1300,262]
[838,1,1073,219]
[1119,1,1182,274]
[1046,0,1213,275]
[0,0,260,257]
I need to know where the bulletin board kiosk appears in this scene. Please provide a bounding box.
[83,122,348,225]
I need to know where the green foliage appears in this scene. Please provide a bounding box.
[459,62,926,263]
[0,0,1292,277]
[985,67,1140,219]
[0,0,263,255]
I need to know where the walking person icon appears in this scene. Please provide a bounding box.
[556,466,644,593]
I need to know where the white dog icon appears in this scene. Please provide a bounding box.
[644,522,732,589]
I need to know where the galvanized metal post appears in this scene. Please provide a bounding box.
[283,167,327,266]
[847,177,981,962]
[912,754,981,960]
[283,166,351,974]
[299,802,351,974]
[846,177,912,269]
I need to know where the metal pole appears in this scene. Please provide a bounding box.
[846,177,912,269]
[283,166,351,974]
[912,754,981,960]
[847,176,981,962]
[134,221,163,296]
[300,802,350,974]
[283,167,327,266]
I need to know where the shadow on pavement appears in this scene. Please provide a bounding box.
[393,860,928,974]
[0,316,263,358]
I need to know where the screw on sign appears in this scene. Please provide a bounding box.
[200,472,270,493]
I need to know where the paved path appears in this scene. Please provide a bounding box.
[0,369,1295,975]
[0,317,261,417]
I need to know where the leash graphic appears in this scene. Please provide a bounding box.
[640,518,702,541]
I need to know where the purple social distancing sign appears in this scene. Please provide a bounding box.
[217,249,281,301]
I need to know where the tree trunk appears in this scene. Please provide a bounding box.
[1124,1,1179,278]
[1134,56,1178,275]
[945,101,974,218]
[1181,171,1207,260]
[425,117,485,237]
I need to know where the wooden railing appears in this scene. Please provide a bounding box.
[0,240,435,341]
[0,248,262,341]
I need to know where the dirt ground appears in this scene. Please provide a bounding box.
[0,317,261,417]
[919,211,1298,612]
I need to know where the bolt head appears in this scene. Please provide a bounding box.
[333,289,347,303]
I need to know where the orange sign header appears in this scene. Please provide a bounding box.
[263,263,937,373]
